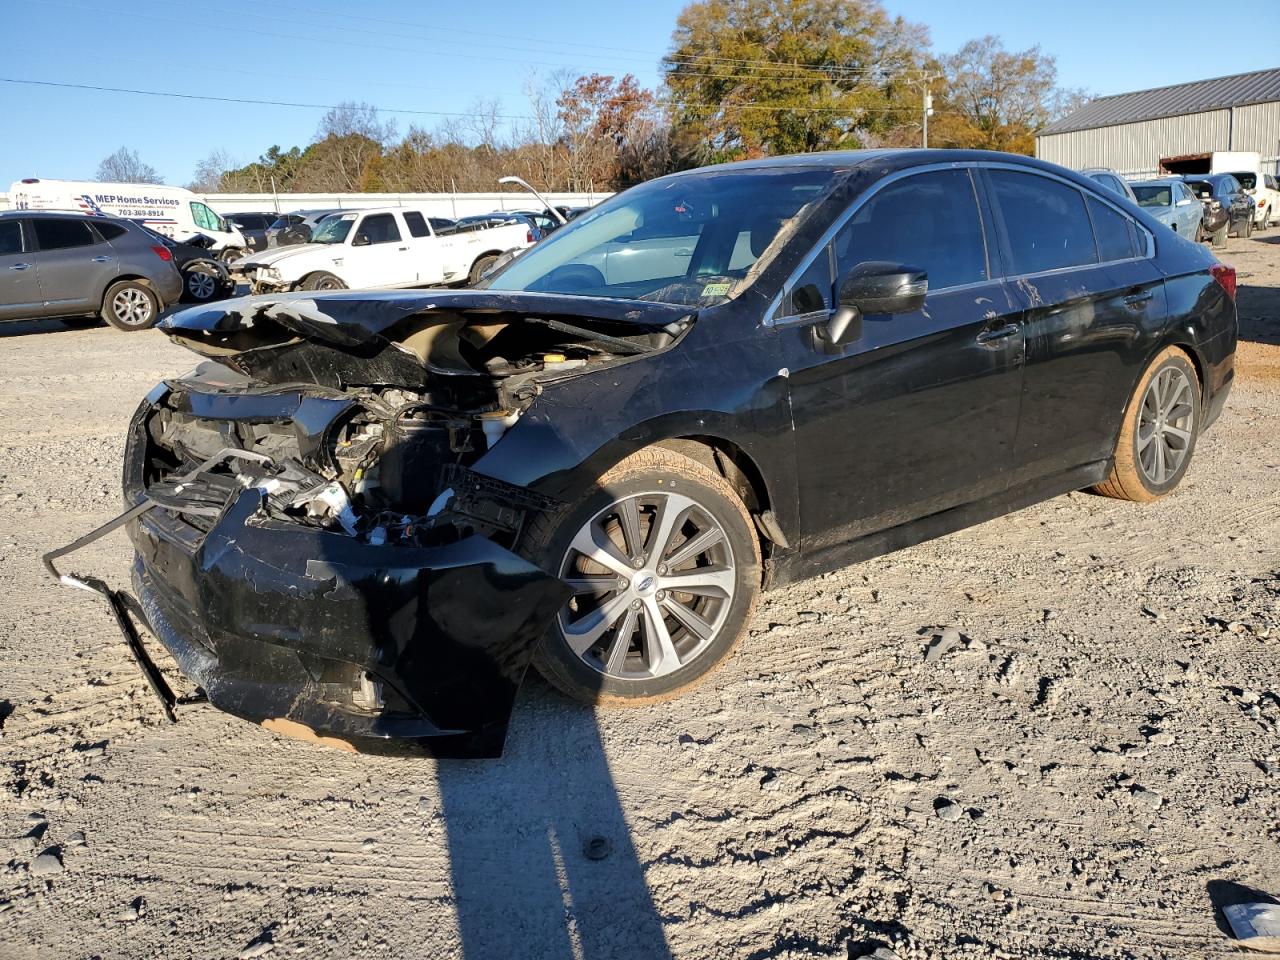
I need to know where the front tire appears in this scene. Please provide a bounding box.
[301,271,347,291]
[1091,346,1200,502]
[525,447,761,705]
[101,280,159,331]
[468,254,499,285]
[182,264,220,302]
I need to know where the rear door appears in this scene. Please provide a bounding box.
[402,211,446,284]
[0,219,44,320]
[986,168,1167,486]
[30,218,118,313]
[781,166,1025,552]
[341,213,412,288]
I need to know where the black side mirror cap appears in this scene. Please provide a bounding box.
[824,261,927,345]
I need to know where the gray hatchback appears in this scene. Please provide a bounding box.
[0,211,184,330]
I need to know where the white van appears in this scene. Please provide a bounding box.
[7,179,247,257]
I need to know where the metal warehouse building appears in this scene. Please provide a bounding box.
[1036,68,1280,177]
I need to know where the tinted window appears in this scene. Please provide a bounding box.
[989,170,1097,274]
[358,213,401,244]
[1088,197,1139,262]
[833,169,988,291]
[33,218,97,250]
[95,221,129,240]
[402,211,431,238]
[0,221,23,255]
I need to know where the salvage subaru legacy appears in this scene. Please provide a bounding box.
[48,150,1236,757]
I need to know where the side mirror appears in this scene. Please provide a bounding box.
[352,233,370,246]
[824,261,927,345]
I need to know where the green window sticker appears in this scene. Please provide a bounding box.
[701,282,731,298]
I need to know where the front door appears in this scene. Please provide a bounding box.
[30,217,117,313]
[0,219,44,320]
[342,213,412,288]
[780,167,1025,555]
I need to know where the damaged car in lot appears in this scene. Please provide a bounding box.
[49,150,1237,757]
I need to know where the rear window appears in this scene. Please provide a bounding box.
[33,218,97,250]
[0,220,23,255]
[988,170,1097,275]
[402,211,431,238]
[94,221,129,240]
[1231,172,1257,190]
[1088,197,1141,262]
[1185,180,1213,199]
[1132,185,1172,207]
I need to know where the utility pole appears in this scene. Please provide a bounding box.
[922,86,934,149]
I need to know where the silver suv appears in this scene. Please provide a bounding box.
[0,211,184,330]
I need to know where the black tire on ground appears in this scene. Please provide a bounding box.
[101,280,160,331]
[1090,345,1201,503]
[1242,216,1254,238]
[468,254,499,285]
[182,264,221,302]
[301,271,347,291]
[1212,223,1228,248]
[524,446,762,706]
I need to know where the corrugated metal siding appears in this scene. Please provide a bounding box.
[1232,101,1280,164]
[1037,110,1232,176]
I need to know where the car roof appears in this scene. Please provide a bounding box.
[0,208,102,220]
[1132,177,1182,185]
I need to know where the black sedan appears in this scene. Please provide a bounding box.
[63,150,1236,757]
[1183,174,1256,240]
[138,226,235,303]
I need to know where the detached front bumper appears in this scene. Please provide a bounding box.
[128,488,569,756]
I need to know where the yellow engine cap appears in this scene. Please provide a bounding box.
[542,353,567,363]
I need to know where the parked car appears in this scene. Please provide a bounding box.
[239,205,535,292]
[265,209,342,248]
[1222,170,1280,229]
[75,150,1236,756]
[137,225,236,303]
[1181,174,1255,239]
[0,210,183,329]
[1081,167,1138,203]
[450,212,545,242]
[223,212,277,253]
[1161,150,1275,229]
[7,178,248,258]
[1130,179,1205,240]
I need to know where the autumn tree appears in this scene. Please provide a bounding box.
[95,147,163,184]
[930,36,1086,155]
[663,0,929,159]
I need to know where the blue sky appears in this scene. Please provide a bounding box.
[3,0,1278,188]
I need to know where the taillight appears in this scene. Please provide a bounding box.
[527,229,535,243]
[1211,264,1236,300]
[150,245,173,261]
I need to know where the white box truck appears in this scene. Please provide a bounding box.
[7,178,248,258]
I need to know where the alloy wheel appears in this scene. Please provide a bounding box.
[112,288,153,326]
[556,491,736,681]
[1136,366,1194,485]
[186,270,216,300]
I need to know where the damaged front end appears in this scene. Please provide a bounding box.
[61,290,690,756]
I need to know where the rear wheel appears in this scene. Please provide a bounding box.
[101,280,159,331]
[183,265,220,302]
[1241,216,1254,239]
[468,254,499,285]
[525,447,761,705]
[1212,223,1228,248]
[1091,346,1200,502]
[302,271,347,291]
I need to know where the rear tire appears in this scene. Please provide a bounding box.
[1212,223,1228,248]
[468,254,499,285]
[1091,346,1200,503]
[524,447,761,706]
[1241,216,1254,239]
[301,271,347,291]
[182,264,220,302]
[101,280,159,331]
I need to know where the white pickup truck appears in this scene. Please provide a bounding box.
[239,206,535,292]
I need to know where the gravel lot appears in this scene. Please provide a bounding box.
[1,236,1278,960]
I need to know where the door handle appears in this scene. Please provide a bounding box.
[976,322,1019,344]
[90,255,113,263]
[9,262,31,270]
[1124,291,1153,307]
[398,246,408,251]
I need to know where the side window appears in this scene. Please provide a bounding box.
[988,170,1097,275]
[33,218,96,250]
[0,221,24,255]
[94,221,129,241]
[358,213,401,244]
[785,246,834,317]
[834,169,989,291]
[190,201,220,231]
[402,211,431,238]
[1088,196,1140,262]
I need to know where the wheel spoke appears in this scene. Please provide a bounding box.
[1166,402,1193,423]
[568,521,636,579]
[603,606,638,674]
[1153,434,1167,482]
[663,526,723,570]
[1164,425,1191,449]
[1136,422,1158,451]
[1162,378,1189,417]
[562,592,631,655]
[563,576,620,595]
[616,496,644,561]
[641,599,680,673]
[646,492,696,563]
[661,595,715,641]
[661,566,735,597]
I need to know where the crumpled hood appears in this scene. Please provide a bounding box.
[239,243,328,268]
[157,290,692,388]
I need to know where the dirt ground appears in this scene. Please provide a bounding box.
[1,236,1278,960]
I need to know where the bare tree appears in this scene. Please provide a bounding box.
[95,147,163,184]
[188,149,235,192]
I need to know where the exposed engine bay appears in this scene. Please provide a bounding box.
[142,291,693,547]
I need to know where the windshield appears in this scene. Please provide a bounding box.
[1185,180,1213,199]
[311,214,355,244]
[1132,186,1172,207]
[484,167,836,306]
[1230,172,1256,190]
